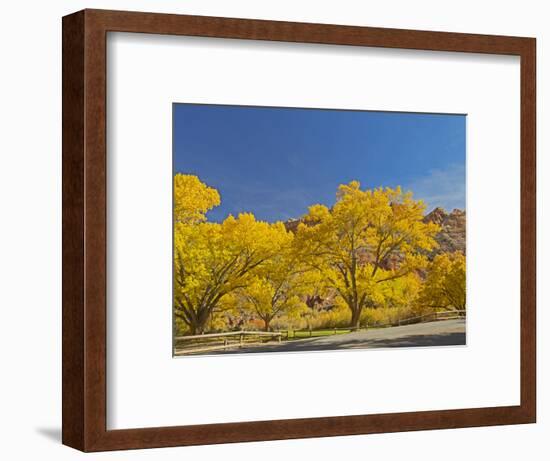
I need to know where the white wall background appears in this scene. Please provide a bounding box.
[0,0,546,459]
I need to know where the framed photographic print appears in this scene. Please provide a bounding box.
[62,9,536,451]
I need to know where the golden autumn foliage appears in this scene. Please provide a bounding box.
[417,251,466,312]
[229,246,320,331]
[174,173,220,224]
[173,174,464,334]
[174,213,290,334]
[295,182,440,327]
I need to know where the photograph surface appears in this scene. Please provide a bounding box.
[172,104,466,356]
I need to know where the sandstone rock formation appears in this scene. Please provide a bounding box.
[423,207,466,255]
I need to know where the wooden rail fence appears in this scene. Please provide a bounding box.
[286,326,359,338]
[174,330,283,356]
[373,309,466,328]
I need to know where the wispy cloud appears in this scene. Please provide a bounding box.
[404,163,465,212]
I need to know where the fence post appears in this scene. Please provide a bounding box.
[239,333,243,345]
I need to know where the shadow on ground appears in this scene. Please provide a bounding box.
[209,332,465,354]
[348,332,466,349]
[35,427,61,443]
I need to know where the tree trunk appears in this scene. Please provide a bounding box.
[189,315,209,335]
[263,318,271,332]
[189,324,203,335]
[350,306,362,329]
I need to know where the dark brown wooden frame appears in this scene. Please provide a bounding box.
[62,8,536,452]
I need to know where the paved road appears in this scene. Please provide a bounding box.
[208,319,466,355]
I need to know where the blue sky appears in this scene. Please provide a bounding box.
[173,104,465,223]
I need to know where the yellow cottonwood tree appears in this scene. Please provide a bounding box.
[233,245,313,331]
[174,173,220,224]
[417,251,466,312]
[379,272,422,309]
[173,213,291,334]
[296,182,440,328]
